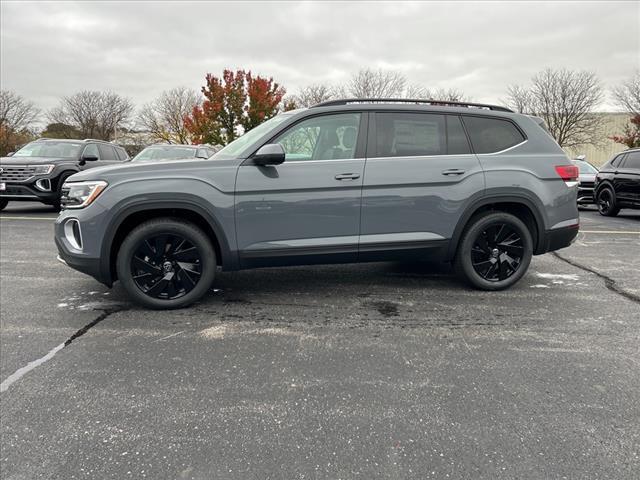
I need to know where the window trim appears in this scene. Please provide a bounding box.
[81,143,101,160]
[611,153,626,168]
[244,111,368,164]
[461,114,528,155]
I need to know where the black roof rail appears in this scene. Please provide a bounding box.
[310,98,514,113]
[83,138,112,143]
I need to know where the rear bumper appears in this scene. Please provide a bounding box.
[542,224,579,253]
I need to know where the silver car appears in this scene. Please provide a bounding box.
[55,99,580,309]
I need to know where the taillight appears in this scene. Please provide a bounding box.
[554,165,579,183]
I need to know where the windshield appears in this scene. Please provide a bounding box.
[213,113,293,160]
[132,146,197,161]
[13,141,83,158]
[572,160,598,174]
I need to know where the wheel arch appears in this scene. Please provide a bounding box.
[448,195,546,260]
[101,200,235,286]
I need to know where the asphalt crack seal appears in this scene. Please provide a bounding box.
[0,307,126,393]
[552,251,640,304]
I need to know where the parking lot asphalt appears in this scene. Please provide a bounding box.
[1,202,639,479]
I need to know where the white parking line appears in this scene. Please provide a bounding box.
[580,230,640,234]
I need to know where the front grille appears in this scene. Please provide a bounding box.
[0,165,37,182]
[580,181,594,188]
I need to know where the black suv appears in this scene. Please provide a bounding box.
[0,138,129,210]
[594,148,640,216]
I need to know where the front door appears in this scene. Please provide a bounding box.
[235,112,366,268]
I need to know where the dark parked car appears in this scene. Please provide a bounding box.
[55,98,579,309]
[594,148,640,216]
[132,144,219,162]
[0,138,129,210]
[571,157,598,206]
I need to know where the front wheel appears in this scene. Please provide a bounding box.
[596,188,619,217]
[0,199,8,211]
[116,218,216,309]
[455,212,533,290]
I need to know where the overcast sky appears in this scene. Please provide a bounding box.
[1,0,638,116]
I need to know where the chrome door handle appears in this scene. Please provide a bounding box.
[441,169,466,176]
[335,173,360,181]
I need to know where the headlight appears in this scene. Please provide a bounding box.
[61,181,108,209]
[33,164,55,175]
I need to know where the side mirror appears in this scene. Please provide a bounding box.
[251,144,285,166]
[82,154,99,162]
[6,152,14,157]
[196,153,209,159]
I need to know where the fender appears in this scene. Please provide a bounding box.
[447,192,547,260]
[99,197,236,286]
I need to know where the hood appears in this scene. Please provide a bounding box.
[0,156,75,165]
[67,157,227,183]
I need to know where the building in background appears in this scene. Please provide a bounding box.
[564,113,630,166]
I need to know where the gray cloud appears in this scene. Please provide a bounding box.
[1,0,638,116]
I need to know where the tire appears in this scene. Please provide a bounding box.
[116,218,216,309]
[0,199,8,211]
[596,187,619,217]
[454,212,533,291]
[52,172,75,211]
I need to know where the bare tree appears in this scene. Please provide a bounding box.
[612,71,640,116]
[506,68,604,147]
[291,84,336,108]
[0,90,39,131]
[138,87,200,144]
[342,68,407,98]
[49,90,134,140]
[409,86,468,102]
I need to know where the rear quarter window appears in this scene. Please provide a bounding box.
[462,116,526,154]
[622,151,640,170]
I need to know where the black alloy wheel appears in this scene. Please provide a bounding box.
[471,223,524,282]
[597,188,619,217]
[131,233,202,300]
[117,218,216,309]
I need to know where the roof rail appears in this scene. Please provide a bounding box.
[310,98,513,113]
[83,138,112,143]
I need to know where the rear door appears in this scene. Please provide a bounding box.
[359,112,484,260]
[97,144,123,166]
[617,151,640,204]
[235,112,367,267]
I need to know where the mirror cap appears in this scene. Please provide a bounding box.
[252,143,285,166]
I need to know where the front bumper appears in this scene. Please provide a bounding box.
[0,182,58,203]
[577,185,595,204]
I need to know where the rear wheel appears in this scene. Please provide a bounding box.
[0,199,8,211]
[116,218,216,309]
[596,187,619,217]
[455,212,533,290]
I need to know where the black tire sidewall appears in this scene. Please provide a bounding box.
[53,171,75,210]
[116,218,216,309]
[0,199,7,211]
[455,212,533,291]
[597,187,619,217]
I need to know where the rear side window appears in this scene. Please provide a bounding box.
[462,116,526,154]
[622,151,640,169]
[115,146,129,161]
[610,154,625,167]
[375,113,446,157]
[98,144,117,160]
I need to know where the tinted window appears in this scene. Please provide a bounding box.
[115,146,129,161]
[375,113,446,157]
[274,113,361,161]
[98,144,117,160]
[622,151,640,170]
[83,144,100,159]
[462,116,526,154]
[447,115,471,154]
[610,154,625,167]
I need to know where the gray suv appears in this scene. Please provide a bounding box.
[55,99,580,309]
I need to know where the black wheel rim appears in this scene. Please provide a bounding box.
[130,233,203,300]
[598,190,611,214]
[471,223,524,282]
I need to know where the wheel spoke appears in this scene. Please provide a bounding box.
[132,256,162,275]
[499,243,523,257]
[476,234,491,254]
[174,247,198,261]
[498,258,508,280]
[154,235,169,258]
[146,272,174,297]
[483,262,498,279]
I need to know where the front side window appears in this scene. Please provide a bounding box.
[82,144,100,159]
[462,116,526,154]
[273,113,361,161]
[622,151,640,170]
[375,113,446,158]
[98,144,117,160]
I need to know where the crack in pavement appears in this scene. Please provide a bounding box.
[552,251,640,305]
[0,307,127,393]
